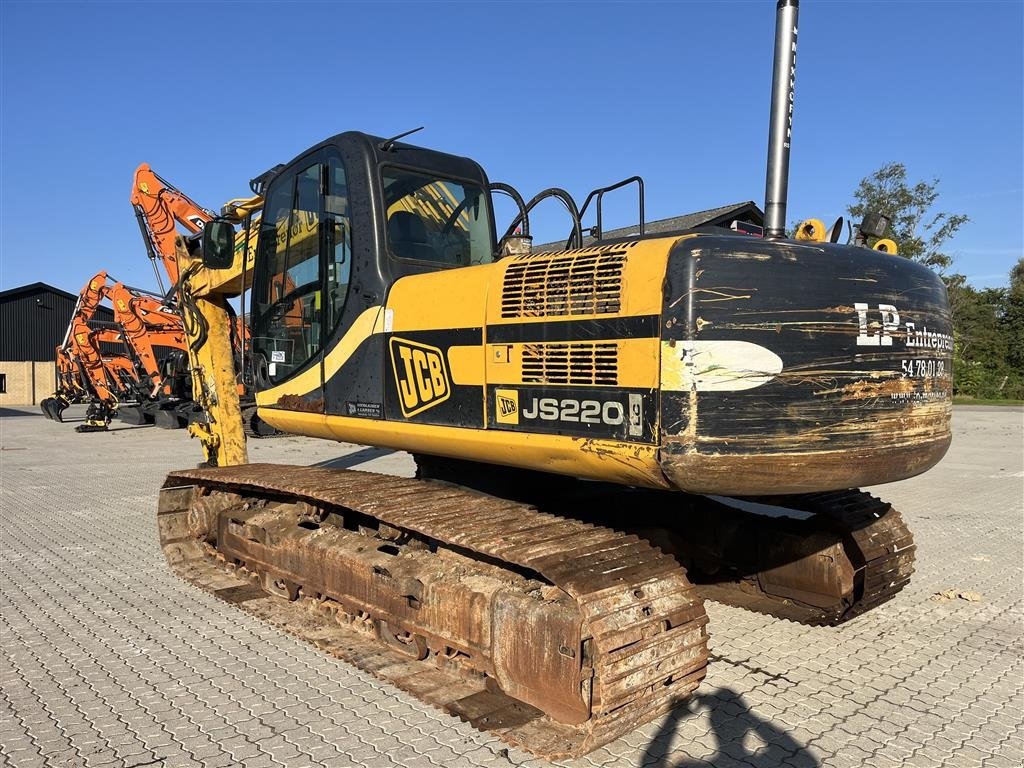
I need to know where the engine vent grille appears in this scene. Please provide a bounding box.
[521,342,618,385]
[501,249,628,318]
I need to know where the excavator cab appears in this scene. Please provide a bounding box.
[203,132,496,419]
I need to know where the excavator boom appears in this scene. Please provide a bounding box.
[131,163,215,290]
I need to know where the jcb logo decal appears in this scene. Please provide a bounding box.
[495,389,519,425]
[390,337,451,417]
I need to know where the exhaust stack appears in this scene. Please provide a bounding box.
[764,0,800,239]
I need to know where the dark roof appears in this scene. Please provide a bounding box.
[534,201,764,253]
[0,281,78,303]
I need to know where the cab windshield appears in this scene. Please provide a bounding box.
[383,168,493,267]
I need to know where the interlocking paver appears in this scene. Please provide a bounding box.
[1,405,1022,768]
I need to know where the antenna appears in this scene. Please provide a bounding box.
[764,0,800,239]
[378,126,425,152]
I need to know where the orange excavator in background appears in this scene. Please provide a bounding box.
[52,347,88,409]
[41,270,193,430]
[43,271,123,425]
[66,324,140,432]
[49,324,138,426]
[42,166,275,435]
[104,280,192,429]
[131,163,214,293]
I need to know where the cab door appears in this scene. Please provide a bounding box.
[251,150,351,413]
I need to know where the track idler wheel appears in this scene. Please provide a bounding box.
[380,621,429,660]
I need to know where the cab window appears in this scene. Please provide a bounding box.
[252,152,351,386]
[383,168,493,267]
[325,154,351,336]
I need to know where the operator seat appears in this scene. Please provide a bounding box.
[388,211,437,263]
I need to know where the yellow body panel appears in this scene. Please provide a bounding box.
[486,337,660,390]
[259,408,670,489]
[388,263,493,331]
[445,345,485,386]
[254,239,682,477]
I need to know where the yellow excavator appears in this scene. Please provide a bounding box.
[158,1,952,758]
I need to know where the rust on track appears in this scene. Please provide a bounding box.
[158,463,709,759]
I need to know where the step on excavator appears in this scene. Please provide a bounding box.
[158,1,952,758]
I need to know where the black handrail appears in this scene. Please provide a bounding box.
[565,175,645,250]
[489,182,529,237]
[501,188,583,249]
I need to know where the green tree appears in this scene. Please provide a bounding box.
[1002,258,1024,373]
[847,162,969,271]
[943,260,1024,400]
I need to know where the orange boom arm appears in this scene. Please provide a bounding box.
[131,163,215,289]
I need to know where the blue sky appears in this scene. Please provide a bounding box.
[2,1,1021,295]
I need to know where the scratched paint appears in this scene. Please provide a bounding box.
[658,235,952,494]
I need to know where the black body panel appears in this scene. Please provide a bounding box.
[660,235,953,454]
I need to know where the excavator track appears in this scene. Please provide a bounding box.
[158,463,708,759]
[241,404,281,439]
[667,490,916,626]
[412,456,916,628]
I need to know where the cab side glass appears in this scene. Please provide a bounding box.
[251,163,322,385]
[202,220,236,269]
[250,149,353,389]
[324,153,351,337]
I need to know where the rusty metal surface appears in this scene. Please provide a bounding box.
[158,463,709,759]
[411,453,918,627]
[660,435,952,496]
[274,394,325,413]
[673,490,917,625]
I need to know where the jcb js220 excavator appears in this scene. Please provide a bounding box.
[158,1,952,758]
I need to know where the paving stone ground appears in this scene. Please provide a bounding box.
[1,405,1021,768]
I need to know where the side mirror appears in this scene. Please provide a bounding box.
[202,219,236,269]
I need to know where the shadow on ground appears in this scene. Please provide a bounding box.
[0,407,42,418]
[642,687,818,768]
[312,446,397,470]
